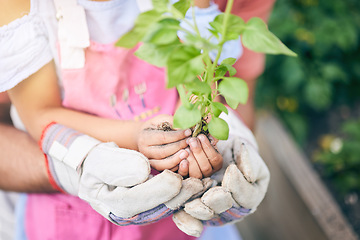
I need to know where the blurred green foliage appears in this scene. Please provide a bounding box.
[255,0,360,145]
[313,120,360,196]
[255,0,360,201]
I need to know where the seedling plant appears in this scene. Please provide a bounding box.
[117,0,296,140]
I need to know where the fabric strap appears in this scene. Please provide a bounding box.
[53,0,90,69]
[40,122,100,194]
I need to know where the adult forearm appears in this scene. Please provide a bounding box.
[0,123,55,192]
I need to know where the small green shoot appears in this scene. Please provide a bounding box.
[117,0,296,140]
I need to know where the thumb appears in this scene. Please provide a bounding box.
[85,143,150,187]
[173,210,204,237]
[222,163,269,210]
[236,142,271,186]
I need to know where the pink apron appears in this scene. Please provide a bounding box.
[25,38,194,240]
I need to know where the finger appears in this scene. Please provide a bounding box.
[208,135,218,146]
[149,149,188,172]
[165,178,203,210]
[143,128,192,146]
[198,134,223,172]
[147,138,189,159]
[186,147,203,179]
[173,210,204,237]
[178,159,189,177]
[184,198,214,220]
[188,137,213,178]
[223,164,268,210]
[97,170,182,218]
[201,186,233,214]
[170,165,179,172]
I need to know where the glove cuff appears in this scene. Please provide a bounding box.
[39,122,100,194]
[202,206,251,227]
[39,122,65,192]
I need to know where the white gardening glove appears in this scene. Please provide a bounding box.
[177,1,243,64]
[41,123,204,225]
[172,109,270,237]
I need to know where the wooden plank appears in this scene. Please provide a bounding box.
[237,123,328,240]
[251,111,358,240]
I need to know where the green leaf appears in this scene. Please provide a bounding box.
[116,10,162,48]
[143,18,180,45]
[176,85,191,109]
[223,64,237,76]
[303,78,332,111]
[208,21,222,39]
[242,17,297,57]
[215,65,228,77]
[167,46,205,88]
[173,105,202,129]
[215,58,238,77]
[221,57,237,65]
[211,102,228,117]
[208,28,220,39]
[135,40,180,67]
[152,0,169,12]
[208,117,229,140]
[215,64,237,77]
[210,14,245,41]
[173,0,191,17]
[219,77,248,109]
[184,80,212,95]
[321,63,347,82]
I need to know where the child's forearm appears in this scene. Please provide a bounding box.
[7,61,143,150]
[40,107,143,150]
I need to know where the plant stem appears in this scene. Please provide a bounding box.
[206,0,234,83]
[191,1,201,36]
[188,0,235,137]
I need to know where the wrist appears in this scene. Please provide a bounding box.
[40,122,101,195]
[134,121,146,151]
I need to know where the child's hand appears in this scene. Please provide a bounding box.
[137,115,192,173]
[184,134,223,179]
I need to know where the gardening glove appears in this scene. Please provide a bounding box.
[40,122,204,225]
[177,1,243,64]
[109,176,208,225]
[172,109,270,237]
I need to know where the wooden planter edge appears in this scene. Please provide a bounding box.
[256,111,358,240]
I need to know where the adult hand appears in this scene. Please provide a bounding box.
[171,110,270,237]
[40,123,205,225]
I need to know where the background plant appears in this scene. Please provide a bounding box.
[313,120,360,196]
[117,0,295,140]
[256,0,360,145]
[256,0,360,233]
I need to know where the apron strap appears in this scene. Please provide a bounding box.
[54,0,90,69]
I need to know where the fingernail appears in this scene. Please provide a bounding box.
[184,129,192,137]
[198,134,206,142]
[189,138,198,148]
[179,150,188,159]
